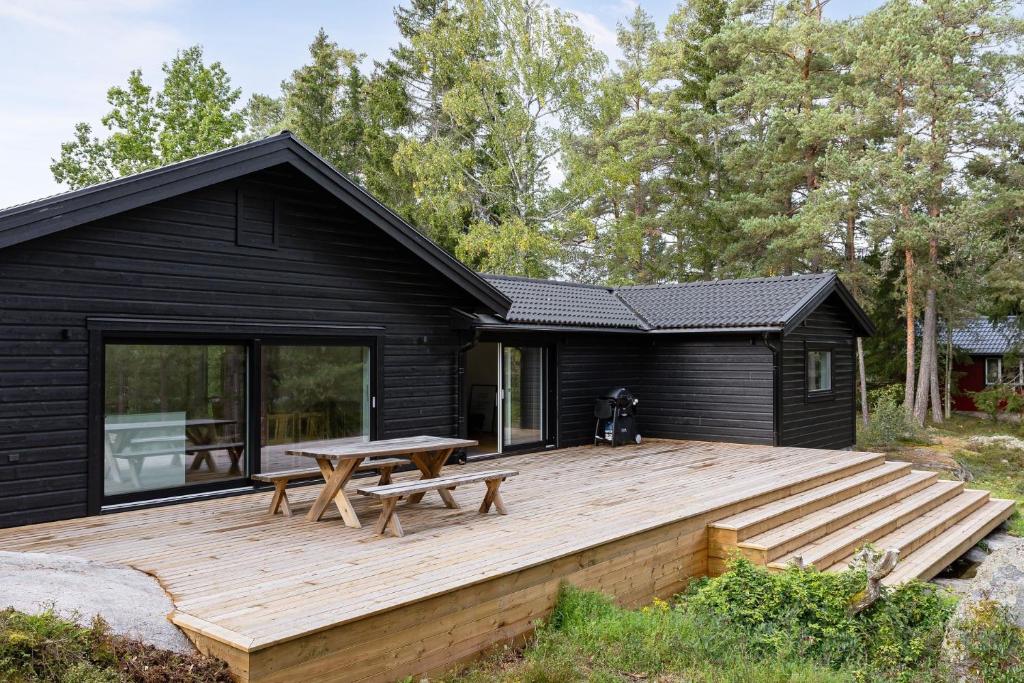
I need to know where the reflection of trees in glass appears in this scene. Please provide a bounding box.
[262,346,369,440]
[105,344,245,422]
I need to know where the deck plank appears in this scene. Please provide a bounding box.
[0,440,881,653]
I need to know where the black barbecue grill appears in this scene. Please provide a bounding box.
[593,387,641,446]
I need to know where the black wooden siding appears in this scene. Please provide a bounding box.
[0,164,478,527]
[556,334,775,447]
[640,337,775,445]
[779,294,856,449]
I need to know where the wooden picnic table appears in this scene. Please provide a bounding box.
[287,435,478,527]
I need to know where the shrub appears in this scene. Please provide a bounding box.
[972,385,1014,421]
[686,558,954,677]
[860,384,918,448]
[0,607,233,683]
[1004,390,1024,424]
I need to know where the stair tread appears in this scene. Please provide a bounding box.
[880,498,1017,585]
[767,479,965,570]
[829,489,991,571]
[711,461,913,533]
[741,469,937,550]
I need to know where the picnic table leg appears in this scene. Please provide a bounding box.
[373,499,404,537]
[479,478,508,515]
[227,446,243,474]
[377,464,395,486]
[269,481,291,516]
[406,449,458,507]
[305,457,362,527]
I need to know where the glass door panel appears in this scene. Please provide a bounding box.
[502,345,545,448]
[103,343,247,497]
[260,345,371,471]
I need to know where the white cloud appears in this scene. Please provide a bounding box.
[573,9,621,58]
[0,0,183,207]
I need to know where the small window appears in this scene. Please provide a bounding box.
[807,349,832,393]
[985,358,1002,385]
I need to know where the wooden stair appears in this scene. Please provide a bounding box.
[708,458,1016,584]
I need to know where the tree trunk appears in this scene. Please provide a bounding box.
[926,238,942,424]
[945,332,952,419]
[913,288,934,427]
[904,247,916,415]
[929,324,942,424]
[857,337,869,427]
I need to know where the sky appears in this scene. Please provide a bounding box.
[0,0,886,209]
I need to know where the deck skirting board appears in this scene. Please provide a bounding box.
[178,514,711,683]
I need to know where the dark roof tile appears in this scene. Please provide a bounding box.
[483,275,642,328]
[951,317,1021,355]
[617,273,834,330]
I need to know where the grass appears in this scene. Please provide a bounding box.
[0,607,233,683]
[446,559,1024,683]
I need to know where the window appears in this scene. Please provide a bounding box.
[807,349,832,393]
[104,343,247,497]
[259,344,371,472]
[985,358,1002,386]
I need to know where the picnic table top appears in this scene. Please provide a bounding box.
[105,418,235,432]
[286,435,478,460]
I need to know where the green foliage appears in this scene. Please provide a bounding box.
[51,46,244,190]
[859,384,918,448]
[449,561,960,682]
[687,558,953,676]
[971,385,1015,421]
[0,607,232,682]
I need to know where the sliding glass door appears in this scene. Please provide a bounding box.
[101,337,374,504]
[502,345,546,448]
[259,344,371,472]
[103,343,247,497]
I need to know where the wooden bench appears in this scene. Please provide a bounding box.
[254,457,406,516]
[356,469,518,537]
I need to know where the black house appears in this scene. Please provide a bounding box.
[0,133,873,527]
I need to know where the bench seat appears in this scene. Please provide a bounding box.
[255,457,407,516]
[357,469,518,536]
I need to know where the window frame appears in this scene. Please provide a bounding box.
[804,343,835,399]
[87,318,383,513]
[984,357,1003,386]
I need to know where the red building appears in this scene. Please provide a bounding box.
[950,317,1022,412]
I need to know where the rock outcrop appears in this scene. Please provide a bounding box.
[942,536,1024,681]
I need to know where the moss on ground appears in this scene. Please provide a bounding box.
[0,607,233,683]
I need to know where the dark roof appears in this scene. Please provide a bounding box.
[951,317,1021,355]
[0,132,511,315]
[481,272,874,336]
[483,275,641,328]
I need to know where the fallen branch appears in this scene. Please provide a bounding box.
[847,546,900,616]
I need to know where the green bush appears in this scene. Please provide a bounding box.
[972,385,1014,421]
[1004,390,1024,424]
[860,384,918,448]
[686,558,953,677]
[0,607,233,683]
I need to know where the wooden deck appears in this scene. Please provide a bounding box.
[0,440,1000,682]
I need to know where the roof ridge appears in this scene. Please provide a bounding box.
[481,273,615,291]
[611,290,654,330]
[0,131,295,218]
[615,272,834,291]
